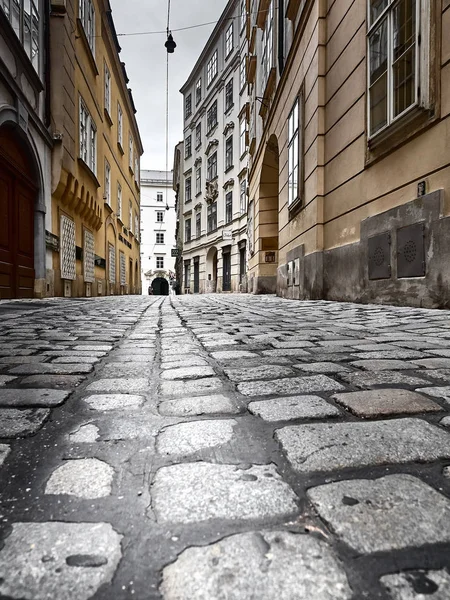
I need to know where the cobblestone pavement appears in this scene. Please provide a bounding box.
[0,295,450,599]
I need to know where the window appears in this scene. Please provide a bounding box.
[240,179,247,214]
[207,201,217,233]
[225,191,233,224]
[2,0,41,72]
[225,136,233,171]
[156,211,164,223]
[104,62,111,115]
[196,166,202,195]
[156,256,164,269]
[117,104,123,147]
[240,117,247,156]
[185,94,192,119]
[104,160,111,205]
[196,212,201,238]
[185,176,192,202]
[207,152,217,181]
[196,78,202,105]
[240,55,246,90]
[368,0,419,136]
[195,123,202,149]
[261,1,274,88]
[185,218,191,243]
[288,94,303,207]
[129,201,133,232]
[185,135,192,158]
[79,0,95,54]
[135,212,139,241]
[225,22,233,57]
[135,155,140,183]
[129,136,134,171]
[157,192,163,202]
[207,50,218,87]
[156,232,165,244]
[207,101,218,133]
[240,0,246,32]
[117,183,122,218]
[184,260,191,288]
[79,98,97,174]
[225,79,233,113]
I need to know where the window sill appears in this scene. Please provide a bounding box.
[195,191,202,198]
[288,197,304,219]
[76,18,99,76]
[77,158,100,188]
[185,199,192,204]
[195,144,202,151]
[104,201,113,213]
[239,150,248,161]
[104,108,113,127]
[185,154,192,160]
[206,124,218,137]
[224,104,234,116]
[225,165,234,174]
[117,142,124,155]
[129,166,134,176]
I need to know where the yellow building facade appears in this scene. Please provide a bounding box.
[49,0,143,297]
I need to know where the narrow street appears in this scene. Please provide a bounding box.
[0,295,450,599]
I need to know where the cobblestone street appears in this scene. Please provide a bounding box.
[0,295,450,599]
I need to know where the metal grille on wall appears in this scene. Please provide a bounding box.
[120,251,126,286]
[108,243,116,284]
[84,229,95,283]
[60,215,76,280]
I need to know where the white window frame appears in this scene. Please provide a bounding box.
[156,256,164,269]
[129,135,134,171]
[240,117,247,157]
[117,183,122,219]
[207,152,217,182]
[156,210,164,223]
[157,192,163,202]
[79,0,95,55]
[79,97,97,174]
[240,0,246,32]
[240,55,246,91]
[185,93,192,119]
[185,218,192,242]
[156,232,165,244]
[195,122,202,149]
[129,200,133,232]
[288,97,300,207]
[207,50,218,87]
[225,191,233,224]
[2,0,41,72]
[196,166,202,195]
[104,159,111,206]
[225,135,233,171]
[104,62,111,115]
[185,175,192,202]
[367,0,422,138]
[225,22,233,58]
[117,103,123,147]
[196,78,202,105]
[261,1,274,89]
[240,179,247,214]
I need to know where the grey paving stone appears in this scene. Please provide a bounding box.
[86,378,149,393]
[293,362,350,374]
[73,345,113,352]
[100,363,153,378]
[238,375,345,397]
[161,366,216,380]
[157,420,236,455]
[0,389,70,407]
[276,418,450,472]
[0,444,10,466]
[0,356,49,364]
[9,363,93,375]
[161,356,209,370]
[428,349,450,358]
[270,340,315,348]
[224,365,295,382]
[414,358,450,369]
[248,395,341,421]
[160,377,223,397]
[381,570,450,600]
[45,458,114,498]
[152,462,298,524]
[350,359,417,371]
[158,394,240,417]
[161,531,352,600]
[84,394,145,411]
[444,466,450,479]
[43,350,107,357]
[262,349,312,358]
[51,356,100,364]
[211,350,259,361]
[109,354,153,363]
[418,369,450,383]
[308,474,450,553]
[0,375,16,386]
[416,386,450,402]
[0,521,122,600]
[352,350,425,360]
[333,389,442,417]
[440,416,450,427]
[69,424,100,443]
[338,371,429,388]
[0,408,50,438]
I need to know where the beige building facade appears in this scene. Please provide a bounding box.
[247,0,450,308]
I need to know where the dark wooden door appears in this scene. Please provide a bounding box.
[193,260,199,293]
[0,163,35,299]
[223,251,231,292]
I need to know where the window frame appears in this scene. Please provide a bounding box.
[117,182,122,219]
[206,50,218,87]
[156,232,165,245]
[185,135,192,159]
[239,117,247,157]
[185,93,192,119]
[225,191,233,224]
[185,218,192,243]
[287,90,304,209]
[261,1,274,89]
[207,201,217,233]
[225,135,233,171]
[207,152,218,182]
[196,166,202,195]
[240,179,247,214]
[104,61,111,115]
[2,0,41,73]
[117,103,123,147]
[195,78,202,105]
[207,100,218,133]
[225,79,234,113]
[129,135,134,171]
[367,0,421,139]
[156,256,164,269]
[104,159,111,206]
[195,122,202,149]
[157,192,164,202]
[239,55,246,91]
[225,22,234,58]
[196,211,201,238]
[156,210,164,223]
[185,175,192,202]
[79,96,97,175]
[79,0,95,55]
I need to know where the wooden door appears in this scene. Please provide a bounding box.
[223,251,231,292]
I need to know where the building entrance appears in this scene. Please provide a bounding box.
[152,277,169,296]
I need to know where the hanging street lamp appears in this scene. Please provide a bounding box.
[165,32,176,53]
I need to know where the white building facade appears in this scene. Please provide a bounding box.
[179,0,249,294]
[140,170,177,295]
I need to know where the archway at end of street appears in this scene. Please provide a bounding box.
[152,277,169,296]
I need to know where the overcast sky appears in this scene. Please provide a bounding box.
[110,0,226,171]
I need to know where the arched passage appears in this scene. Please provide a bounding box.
[0,125,38,298]
[152,277,169,296]
[206,246,218,293]
[255,134,279,294]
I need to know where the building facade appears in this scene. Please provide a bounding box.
[179,0,249,294]
[140,170,176,296]
[49,0,143,297]
[172,141,184,291]
[246,0,450,308]
[0,0,52,299]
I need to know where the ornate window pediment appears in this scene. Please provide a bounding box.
[223,178,234,190]
[205,180,219,204]
[205,139,219,156]
[194,157,202,166]
[223,122,235,137]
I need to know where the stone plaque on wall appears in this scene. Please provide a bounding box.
[397,223,425,278]
[368,232,391,280]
